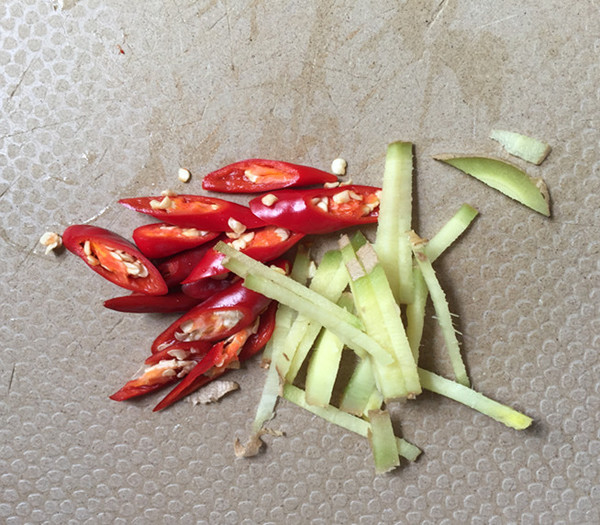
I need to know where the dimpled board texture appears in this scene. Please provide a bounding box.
[1,1,599,524]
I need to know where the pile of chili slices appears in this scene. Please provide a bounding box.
[62,159,381,411]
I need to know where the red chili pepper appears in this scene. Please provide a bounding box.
[103,290,203,314]
[151,279,271,353]
[119,194,264,231]
[109,342,211,401]
[182,225,304,283]
[248,185,382,234]
[181,275,236,299]
[153,323,257,411]
[132,223,219,259]
[237,301,278,361]
[63,225,168,295]
[110,304,275,404]
[201,159,338,193]
[156,242,218,288]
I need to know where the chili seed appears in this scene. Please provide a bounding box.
[150,196,174,210]
[227,217,246,235]
[180,320,195,334]
[261,194,279,206]
[274,228,290,241]
[331,157,347,175]
[181,228,204,238]
[39,232,62,254]
[243,170,259,182]
[316,199,329,212]
[83,240,92,256]
[167,349,189,360]
[332,190,351,204]
[178,168,191,183]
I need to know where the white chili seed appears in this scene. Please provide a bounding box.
[243,170,259,182]
[331,158,347,175]
[230,238,247,250]
[167,349,189,361]
[348,190,363,201]
[83,240,92,256]
[323,181,340,188]
[109,250,124,261]
[316,199,329,212]
[151,196,174,210]
[227,217,246,235]
[39,232,62,254]
[181,228,202,238]
[274,228,290,241]
[136,263,148,278]
[261,194,279,206]
[180,320,195,334]
[178,168,191,183]
[123,261,140,275]
[332,190,350,204]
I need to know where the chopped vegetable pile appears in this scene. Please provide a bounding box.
[55,139,551,473]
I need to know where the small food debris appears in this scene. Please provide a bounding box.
[233,428,285,458]
[187,380,239,405]
[39,232,62,254]
[178,167,191,183]
[489,129,551,165]
[331,157,347,176]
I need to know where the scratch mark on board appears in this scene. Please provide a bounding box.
[7,364,16,394]
[427,0,449,29]
[476,13,520,30]
[9,59,36,99]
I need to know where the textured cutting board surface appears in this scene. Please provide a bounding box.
[1,1,599,523]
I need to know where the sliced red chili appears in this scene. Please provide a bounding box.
[151,279,271,353]
[153,323,256,411]
[182,225,304,283]
[109,342,210,401]
[156,242,219,288]
[248,185,381,234]
[144,341,212,366]
[132,223,219,259]
[180,275,236,299]
[63,225,168,295]
[103,290,203,314]
[202,159,338,193]
[119,194,264,231]
[237,301,278,361]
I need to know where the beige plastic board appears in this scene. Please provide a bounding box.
[1,1,598,523]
